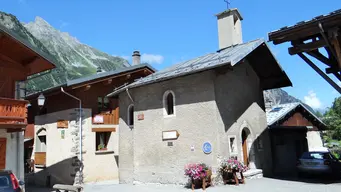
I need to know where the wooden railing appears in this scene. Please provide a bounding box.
[34,152,46,166]
[0,97,28,125]
[92,109,119,125]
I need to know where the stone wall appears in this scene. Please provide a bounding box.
[118,60,270,184]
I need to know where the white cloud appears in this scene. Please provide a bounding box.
[141,53,164,64]
[59,20,70,29]
[304,90,322,109]
[120,55,130,60]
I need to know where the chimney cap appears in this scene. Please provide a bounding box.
[132,50,141,56]
[216,8,243,21]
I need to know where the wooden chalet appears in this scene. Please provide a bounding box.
[25,63,155,168]
[0,23,56,173]
[268,9,341,93]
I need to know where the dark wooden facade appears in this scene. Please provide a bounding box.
[27,67,153,125]
[0,29,55,132]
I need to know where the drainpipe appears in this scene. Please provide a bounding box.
[125,87,134,103]
[60,88,83,184]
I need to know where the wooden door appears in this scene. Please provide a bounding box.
[242,140,248,166]
[0,138,6,170]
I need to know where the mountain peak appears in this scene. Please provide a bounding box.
[34,16,51,26]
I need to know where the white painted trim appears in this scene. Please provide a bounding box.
[127,104,134,127]
[228,135,238,155]
[163,90,176,117]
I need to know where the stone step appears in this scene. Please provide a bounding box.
[244,169,263,179]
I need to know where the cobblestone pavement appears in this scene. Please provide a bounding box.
[26,178,341,192]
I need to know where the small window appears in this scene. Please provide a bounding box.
[163,90,175,116]
[98,97,111,113]
[228,136,237,154]
[127,105,134,127]
[96,132,111,151]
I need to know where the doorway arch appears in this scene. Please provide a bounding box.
[241,127,251,166]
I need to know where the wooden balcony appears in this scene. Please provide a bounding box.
[0,97,28,129]
[34,152,46,166]
[92,109,119,125]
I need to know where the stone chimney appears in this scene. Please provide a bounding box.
[132,51,141,65]
[216,8,243,50]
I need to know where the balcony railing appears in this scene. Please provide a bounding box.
[92,110,119,125]
[0,97,28,127]
[34,152,46,166]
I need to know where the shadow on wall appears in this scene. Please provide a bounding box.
[26,156,80,188]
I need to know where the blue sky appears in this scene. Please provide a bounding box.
[2,0,340,111]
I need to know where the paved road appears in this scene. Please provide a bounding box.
[26,178,341,192]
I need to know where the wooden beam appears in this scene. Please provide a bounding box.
[330,29,341,69]
[92,128,116,132]
[332,72,341,81]
[21,56,38,66]
[298,53,341,94]
[325,67,339,74]
[83,85,91,91]
[288,39,327,55]
[306,50,333,66]
[103,79,112,85]
[0,53,28,72]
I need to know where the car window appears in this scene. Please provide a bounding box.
[301,152,331,160]
[0,175,11,188]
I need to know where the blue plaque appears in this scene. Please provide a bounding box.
[202,142,212,154]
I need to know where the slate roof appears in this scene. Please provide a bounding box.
[26,64,155,98]
[266,102,325,126]
[67,63,156,87]
[107,39,292,97]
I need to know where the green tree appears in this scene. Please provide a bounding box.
[324,97,341,140]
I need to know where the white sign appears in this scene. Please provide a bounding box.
[93,115,104,123]
[162,130,179,141]
[191,145,195,152]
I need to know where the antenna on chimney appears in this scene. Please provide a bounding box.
[224,0,231,9]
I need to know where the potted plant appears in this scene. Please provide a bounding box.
[97,143,107,151]
[219,157,248,185]
[184,163,212,190]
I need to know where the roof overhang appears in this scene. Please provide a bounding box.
[0,24,56,77]
[267,103,327,130]
[67,64,155,89]
[247,43,292,90]
[268,9,341,94]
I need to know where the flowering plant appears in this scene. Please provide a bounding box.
[219,157,248,174]
[184,163,210,180]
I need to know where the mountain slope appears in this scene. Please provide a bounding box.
[0,12,129,92]
[263,89,316,113]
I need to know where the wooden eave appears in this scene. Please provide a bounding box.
[70,67,154,89]
[269,10,341,44]
[0,31,56,77]
[268,9,341,94]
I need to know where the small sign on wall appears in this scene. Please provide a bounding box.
[162,130,180,141]
[138,113,144,121]
[93,115,104,124]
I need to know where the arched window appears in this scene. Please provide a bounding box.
[163,90,175,116]
[127,104,134,127]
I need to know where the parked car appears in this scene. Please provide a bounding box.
[0,170,24,192]
[297,151,341,178]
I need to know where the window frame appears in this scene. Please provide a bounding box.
[95,132,111,151]
[163,90,176,117]
[228,135,237,155]
[98,96,111,113]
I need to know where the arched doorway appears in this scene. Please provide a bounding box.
[241,128,251,166]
